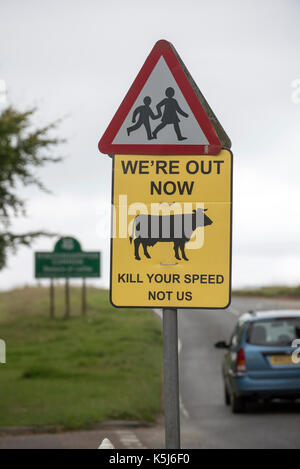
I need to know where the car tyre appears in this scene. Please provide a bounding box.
[231,394,246,413]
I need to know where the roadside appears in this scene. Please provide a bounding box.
[1,294,300,449]
[0,286,163,430]
[233,285,300,300]
[0,421,162,449]
[0,416,204,449]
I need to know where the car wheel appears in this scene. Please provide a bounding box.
[231,394,246,413]
[224,385,230,406]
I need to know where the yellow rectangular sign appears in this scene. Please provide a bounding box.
[110,149,232,308]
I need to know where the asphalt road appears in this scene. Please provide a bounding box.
[178,296,300,449]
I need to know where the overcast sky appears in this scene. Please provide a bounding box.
[0,0,300,290]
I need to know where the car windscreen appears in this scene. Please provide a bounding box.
[246,318,300,346]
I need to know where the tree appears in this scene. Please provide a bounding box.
[0,106,63,270]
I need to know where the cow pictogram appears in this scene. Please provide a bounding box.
[129,208,213,261]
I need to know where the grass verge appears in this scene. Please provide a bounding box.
[233,285,300,299]
[0,286,162,430]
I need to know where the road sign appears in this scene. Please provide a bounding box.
[99,39,233,449]
[99,40,231,156]
[110,150,232,309]
[35,237,101,278]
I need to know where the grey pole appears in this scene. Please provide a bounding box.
[163,308,181,449]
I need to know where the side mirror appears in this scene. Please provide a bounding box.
[214,340,229,349]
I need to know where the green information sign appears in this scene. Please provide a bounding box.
[35,237,101,278]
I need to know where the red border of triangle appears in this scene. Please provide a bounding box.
[98,40,221,155]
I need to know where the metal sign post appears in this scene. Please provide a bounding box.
[163,308,180,449]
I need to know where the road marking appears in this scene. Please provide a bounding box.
[115,430,146,449]
[98,437,115,449]
[179,396,189,419]
[153,309,190,419]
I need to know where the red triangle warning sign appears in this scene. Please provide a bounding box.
[98,40,226,156]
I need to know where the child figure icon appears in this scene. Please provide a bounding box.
[127,96,159,140]
[153,87,189,141]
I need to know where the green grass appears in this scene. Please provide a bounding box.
[233,285,300,299]
[0,286,163,430]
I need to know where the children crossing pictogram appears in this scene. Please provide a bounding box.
[98,40,227,155]
[127,87,189,141]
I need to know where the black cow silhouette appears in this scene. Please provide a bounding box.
[129,208,213,261]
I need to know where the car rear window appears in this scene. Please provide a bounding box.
[246,318,300,346]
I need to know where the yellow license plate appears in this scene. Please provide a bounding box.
[270,355,295,365]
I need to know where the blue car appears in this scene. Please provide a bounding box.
[215,310,300,413]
